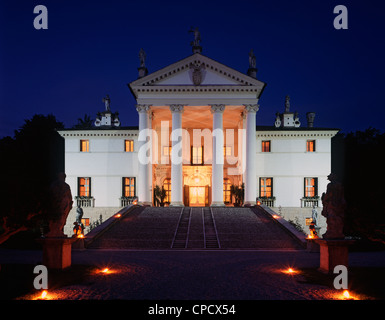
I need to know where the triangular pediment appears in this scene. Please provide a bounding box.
[129,53,266,98]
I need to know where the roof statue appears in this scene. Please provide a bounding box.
[139,48,146,68]
[285,95,290,113]
[247,49,257,78]
[95,95,121,127]
[137,48,148,78]
[102,94,111,112]
[189,27,202,53]
[249,49,256,69]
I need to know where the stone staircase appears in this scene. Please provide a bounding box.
[87,206,303,250]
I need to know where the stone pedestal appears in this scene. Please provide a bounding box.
[315,239,355,273]
[306,238,320,252]
[72,237,85,250]
[39,237,76,270]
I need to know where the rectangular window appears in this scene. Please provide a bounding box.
[260,177,273,198]
[223,178,231,203]
[306,140,316,152]
[123,177,136,197]
[223,146,232,157]
[163,178,171,203]
[191,146,203,165]
[125,140,134,152]
[78,177,91,197]
[304,177,318,197]
[80,140,89,152]
[81,218,90,227]
[163,146,172,156]
[262,141,271,152]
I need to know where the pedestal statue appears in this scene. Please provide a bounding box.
[321,173,346,239]
[40,172,75,269]
[46,172,73,237]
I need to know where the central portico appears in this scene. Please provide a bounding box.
[129,47,266,207]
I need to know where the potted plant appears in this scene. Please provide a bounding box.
[230,183,244,207]
[154,185,167,207]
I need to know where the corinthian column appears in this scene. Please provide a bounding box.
[210,104,225,207]
[243,104,259,206]
[136,104,152,206]
[169,104,184,207]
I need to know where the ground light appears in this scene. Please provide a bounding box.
[341,290,355,300]
[33,290,49,300]
[115,214,121,218]
[40,290,48,299]
[282,267,300,275]
[97,267,118,275]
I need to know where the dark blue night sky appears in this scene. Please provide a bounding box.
[1,0,384,138]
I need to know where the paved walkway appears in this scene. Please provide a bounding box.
[1,248,385,300]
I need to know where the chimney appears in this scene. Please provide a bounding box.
[306,112,316,128]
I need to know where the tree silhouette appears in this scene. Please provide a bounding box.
[341,127,385,245]
[72,114,93,129]
[0,114,64,245]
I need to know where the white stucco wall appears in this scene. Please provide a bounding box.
[59,129,139,208]
[255,130,337,207]
[59,128,337,210]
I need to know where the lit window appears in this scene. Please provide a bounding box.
[125,140,134,152]
[262,141,271,152]
[80,140,89,152]
[81,218,90,227]
[260,178,273,198]
[78,177,91,197]
[163,146,172,156]
[191,146,203,165]
[306,140,316,152]
[163,178,171,203]
[123,177,136,197]
[305,178,318,197]
[223,146,232,157]
[223,178,231,203]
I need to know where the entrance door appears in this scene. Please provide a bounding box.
[189,186,206,207]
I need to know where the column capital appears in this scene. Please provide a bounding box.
[136,104,152,113]
[169,104,185,113]
[243,104,259,113]
[210,104,225,113]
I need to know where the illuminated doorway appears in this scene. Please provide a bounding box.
[189,186,206,207]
